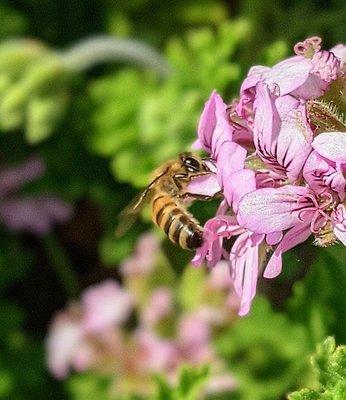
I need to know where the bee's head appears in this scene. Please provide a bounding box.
[179,152,210,173]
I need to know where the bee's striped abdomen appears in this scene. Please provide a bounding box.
[151,193,203,250]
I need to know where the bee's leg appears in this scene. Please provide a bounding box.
[174,172,211,189]
[180,190,223,201]
[181,192,213,201]
[173,173,190,189]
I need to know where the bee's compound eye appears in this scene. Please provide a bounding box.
[184,157,200,171]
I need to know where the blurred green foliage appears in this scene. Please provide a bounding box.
[89,20,248,187]
[0,0,344,399]
[153,365,210,400]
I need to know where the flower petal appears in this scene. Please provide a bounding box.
[187,173,221,197]
[224,169,256,212]
[237,186,309,234]
[333,204,346,246]
[197,91,227,153]
[254,85,313,181]
[217,140,247,187]
[229,233,259,316]
[275,99,313,181]
[303,151,346,201]
[263,55,312,96]
[312,132,346,164]
[264,222,311,278]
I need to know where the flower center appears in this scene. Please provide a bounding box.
[294,192,336,233]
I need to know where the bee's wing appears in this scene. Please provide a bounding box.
[115,168,169,237]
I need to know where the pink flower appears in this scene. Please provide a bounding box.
[82,280,133,333]
[135,329,178,373]
[121,232,159,277]
[46,308,84,379]
[190,37,345,316]
[237,186,344,278]
[141,287,173,327]
[0,196,72,235]
[204,374,237,395]
[178,310,214,364]
[207,260,233,290]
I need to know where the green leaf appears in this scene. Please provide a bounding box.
[288,338,346,400]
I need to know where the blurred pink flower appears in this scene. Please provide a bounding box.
[141,287,173,327]
[0,156,72,234]
[207,260,233,290]
[204,373,237,395]
[135,329,178,373]
[121,232,159,277]
[82,280,133,333]
[46,308,83,379]
[0,156,45,196]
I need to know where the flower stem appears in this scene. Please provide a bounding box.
[42,234,79,298]
[60,35,171,77]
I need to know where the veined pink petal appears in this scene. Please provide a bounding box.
[333,204,346,246]
[263,55,312,97]
[217,140,246,187]
[310,50,341,82]
[240,65,270,95]
[312,132,346,164]
[224,169,256,212]
[263,51,340,99]
[303,151,345,201]
[275,99,313,181]
[264,222,311,278]
[211,115,234,160]
[253,83,281,153]
[193,216,244,268]
[237,186,309,234]
[254,85,312,181]
[229,233,259,316]
[197,91,227,153]
[229,233,248,297]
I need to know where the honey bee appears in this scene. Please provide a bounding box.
[116,152,216,250]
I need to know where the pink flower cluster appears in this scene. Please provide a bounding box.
[192,37,346,316]
[46,233,237,397]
